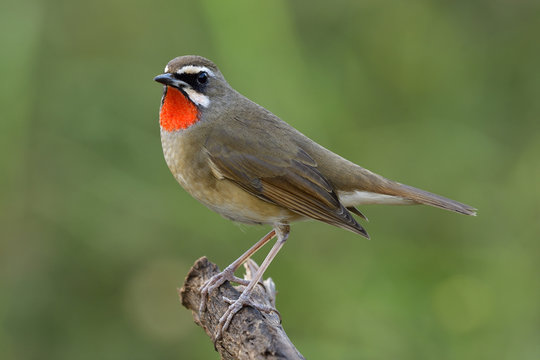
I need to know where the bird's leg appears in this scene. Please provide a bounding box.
[213,225,290,342]
[199,229,276,315]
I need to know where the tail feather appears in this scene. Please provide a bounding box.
[393,183,477,216]
[336,176,477,216]
[312,148,477,216]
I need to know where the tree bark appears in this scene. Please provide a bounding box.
[179,257,305,360]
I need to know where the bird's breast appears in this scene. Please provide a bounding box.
[160,128,301,225]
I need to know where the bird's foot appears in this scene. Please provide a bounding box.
[213,290,279,343]
[223,295,280,319]
[199,266,249,315]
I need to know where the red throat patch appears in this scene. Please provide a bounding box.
[159,86,199,131]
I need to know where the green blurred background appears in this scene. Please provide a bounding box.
[1,0,539,359]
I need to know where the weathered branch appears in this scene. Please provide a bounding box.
[179,257,305,360]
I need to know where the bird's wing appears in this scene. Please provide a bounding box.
[204,118,368,238]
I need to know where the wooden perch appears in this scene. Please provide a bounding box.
[179,257,305,360]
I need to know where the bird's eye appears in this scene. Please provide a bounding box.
[197,72,208,84]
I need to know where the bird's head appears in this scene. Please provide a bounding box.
[154,55,229,132]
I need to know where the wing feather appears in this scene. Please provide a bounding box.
[204,125,368,238]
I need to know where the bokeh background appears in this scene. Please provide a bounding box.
[2,0,539,359]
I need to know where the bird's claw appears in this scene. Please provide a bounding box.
[198,267,250,315]
[223,295,280,319]
[213,291,279,343]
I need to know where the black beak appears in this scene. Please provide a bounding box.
[154,73,176,86]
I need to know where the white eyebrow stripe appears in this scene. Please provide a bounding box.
[164,65,169,73]
[176,65,215,77]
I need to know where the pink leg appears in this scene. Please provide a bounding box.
[199,229,277,314]
[214,225,290,341]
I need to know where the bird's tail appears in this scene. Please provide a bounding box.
[387,182,477,216]
[337,171,476,216]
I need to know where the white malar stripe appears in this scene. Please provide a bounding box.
[184,88,210,107]
[176,65,215,77]
[338,190,415,206]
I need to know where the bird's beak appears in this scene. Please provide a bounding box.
[154,73,187,89]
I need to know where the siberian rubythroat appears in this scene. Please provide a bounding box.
[154,55,476,338]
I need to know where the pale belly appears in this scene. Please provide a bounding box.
[188,178,300,225]
[161,128,301,225]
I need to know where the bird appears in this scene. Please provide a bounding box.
[154,55,476,339]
